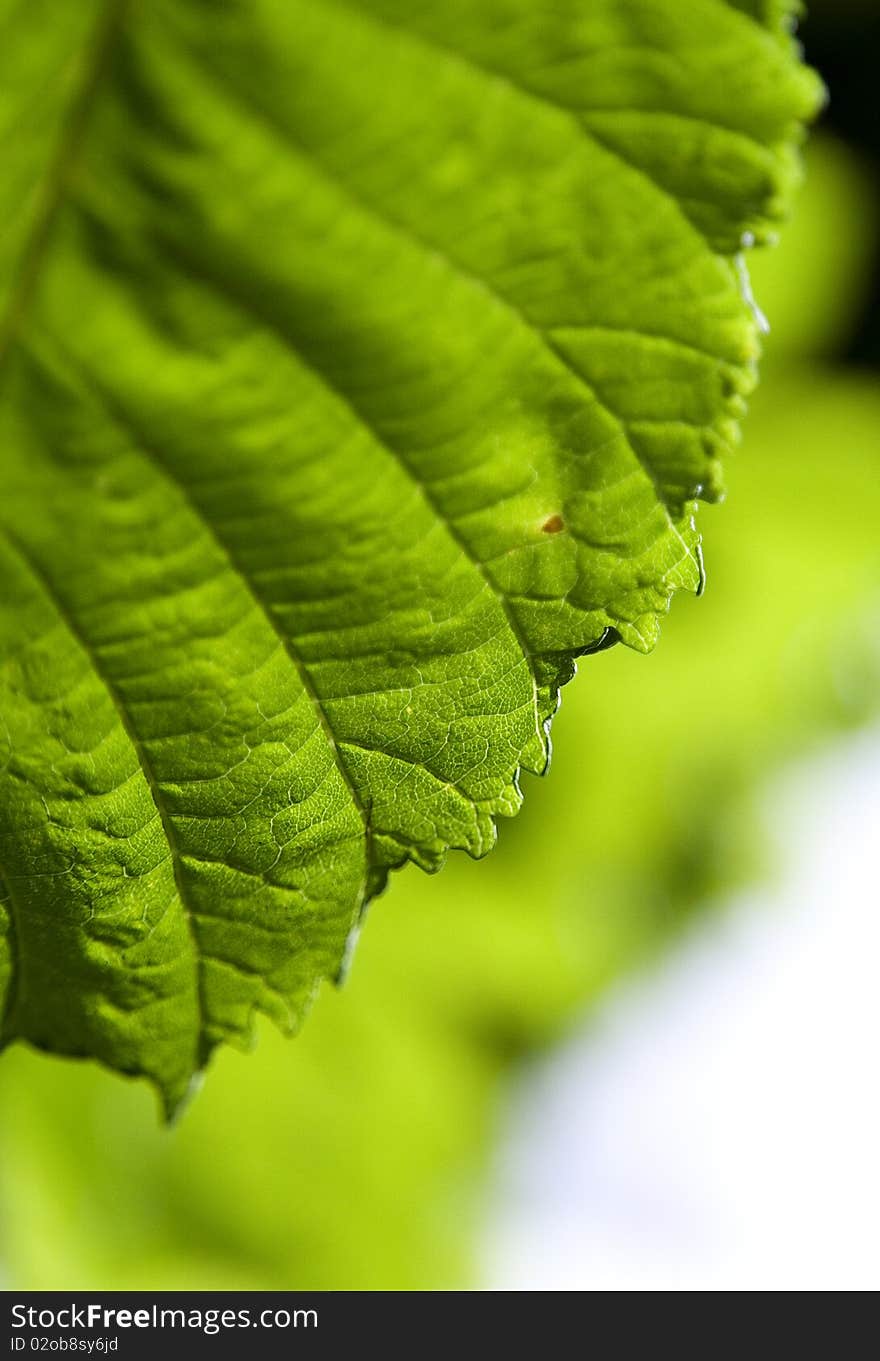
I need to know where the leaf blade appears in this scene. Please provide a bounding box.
[0,0,820,1105]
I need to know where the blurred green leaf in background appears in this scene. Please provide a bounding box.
[1,117,877,1288]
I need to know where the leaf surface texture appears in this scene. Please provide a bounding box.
[0,0,819,1108]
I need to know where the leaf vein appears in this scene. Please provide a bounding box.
[0,528,206,1054]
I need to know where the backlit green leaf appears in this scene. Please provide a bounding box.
[0,0,820,1111]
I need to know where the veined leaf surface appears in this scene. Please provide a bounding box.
[0,0,820,1111]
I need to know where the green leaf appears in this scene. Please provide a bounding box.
[0,0,819,1112]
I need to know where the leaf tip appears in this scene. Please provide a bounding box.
[160,1067,207,1127]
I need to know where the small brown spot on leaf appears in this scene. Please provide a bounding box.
[541,513,565,534]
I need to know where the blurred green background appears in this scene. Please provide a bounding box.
[1,8,878,1291]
